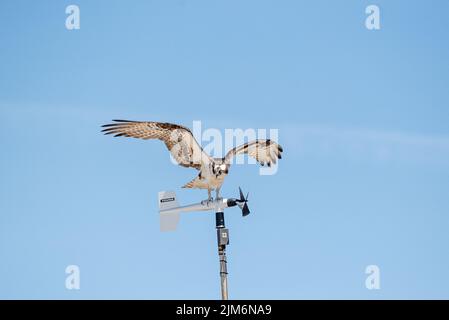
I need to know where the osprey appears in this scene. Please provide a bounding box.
[102,120,283,200]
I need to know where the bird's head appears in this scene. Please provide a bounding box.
[214,162,230,176]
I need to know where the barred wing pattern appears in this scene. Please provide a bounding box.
[224,139,283,167]
[101,120,211,170]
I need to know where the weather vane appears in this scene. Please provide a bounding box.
[102,120,283,299]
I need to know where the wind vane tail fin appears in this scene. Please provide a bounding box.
[158,191,179,232]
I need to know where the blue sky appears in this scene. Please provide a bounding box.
[1,0,449,299]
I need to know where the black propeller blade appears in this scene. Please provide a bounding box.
[239,187,245,202]
[238,187,250,217]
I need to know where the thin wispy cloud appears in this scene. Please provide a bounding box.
[284,125,449,166]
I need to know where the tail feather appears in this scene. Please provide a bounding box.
[182,179,196,188]
[182,175,209,189]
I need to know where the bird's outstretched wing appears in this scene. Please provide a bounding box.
[224,139,283,167]
[101,120,211,170]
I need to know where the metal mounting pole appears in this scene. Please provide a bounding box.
[215,211,229,300]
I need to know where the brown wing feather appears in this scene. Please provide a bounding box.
[224,139,283,167]
[101,120,211,169]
